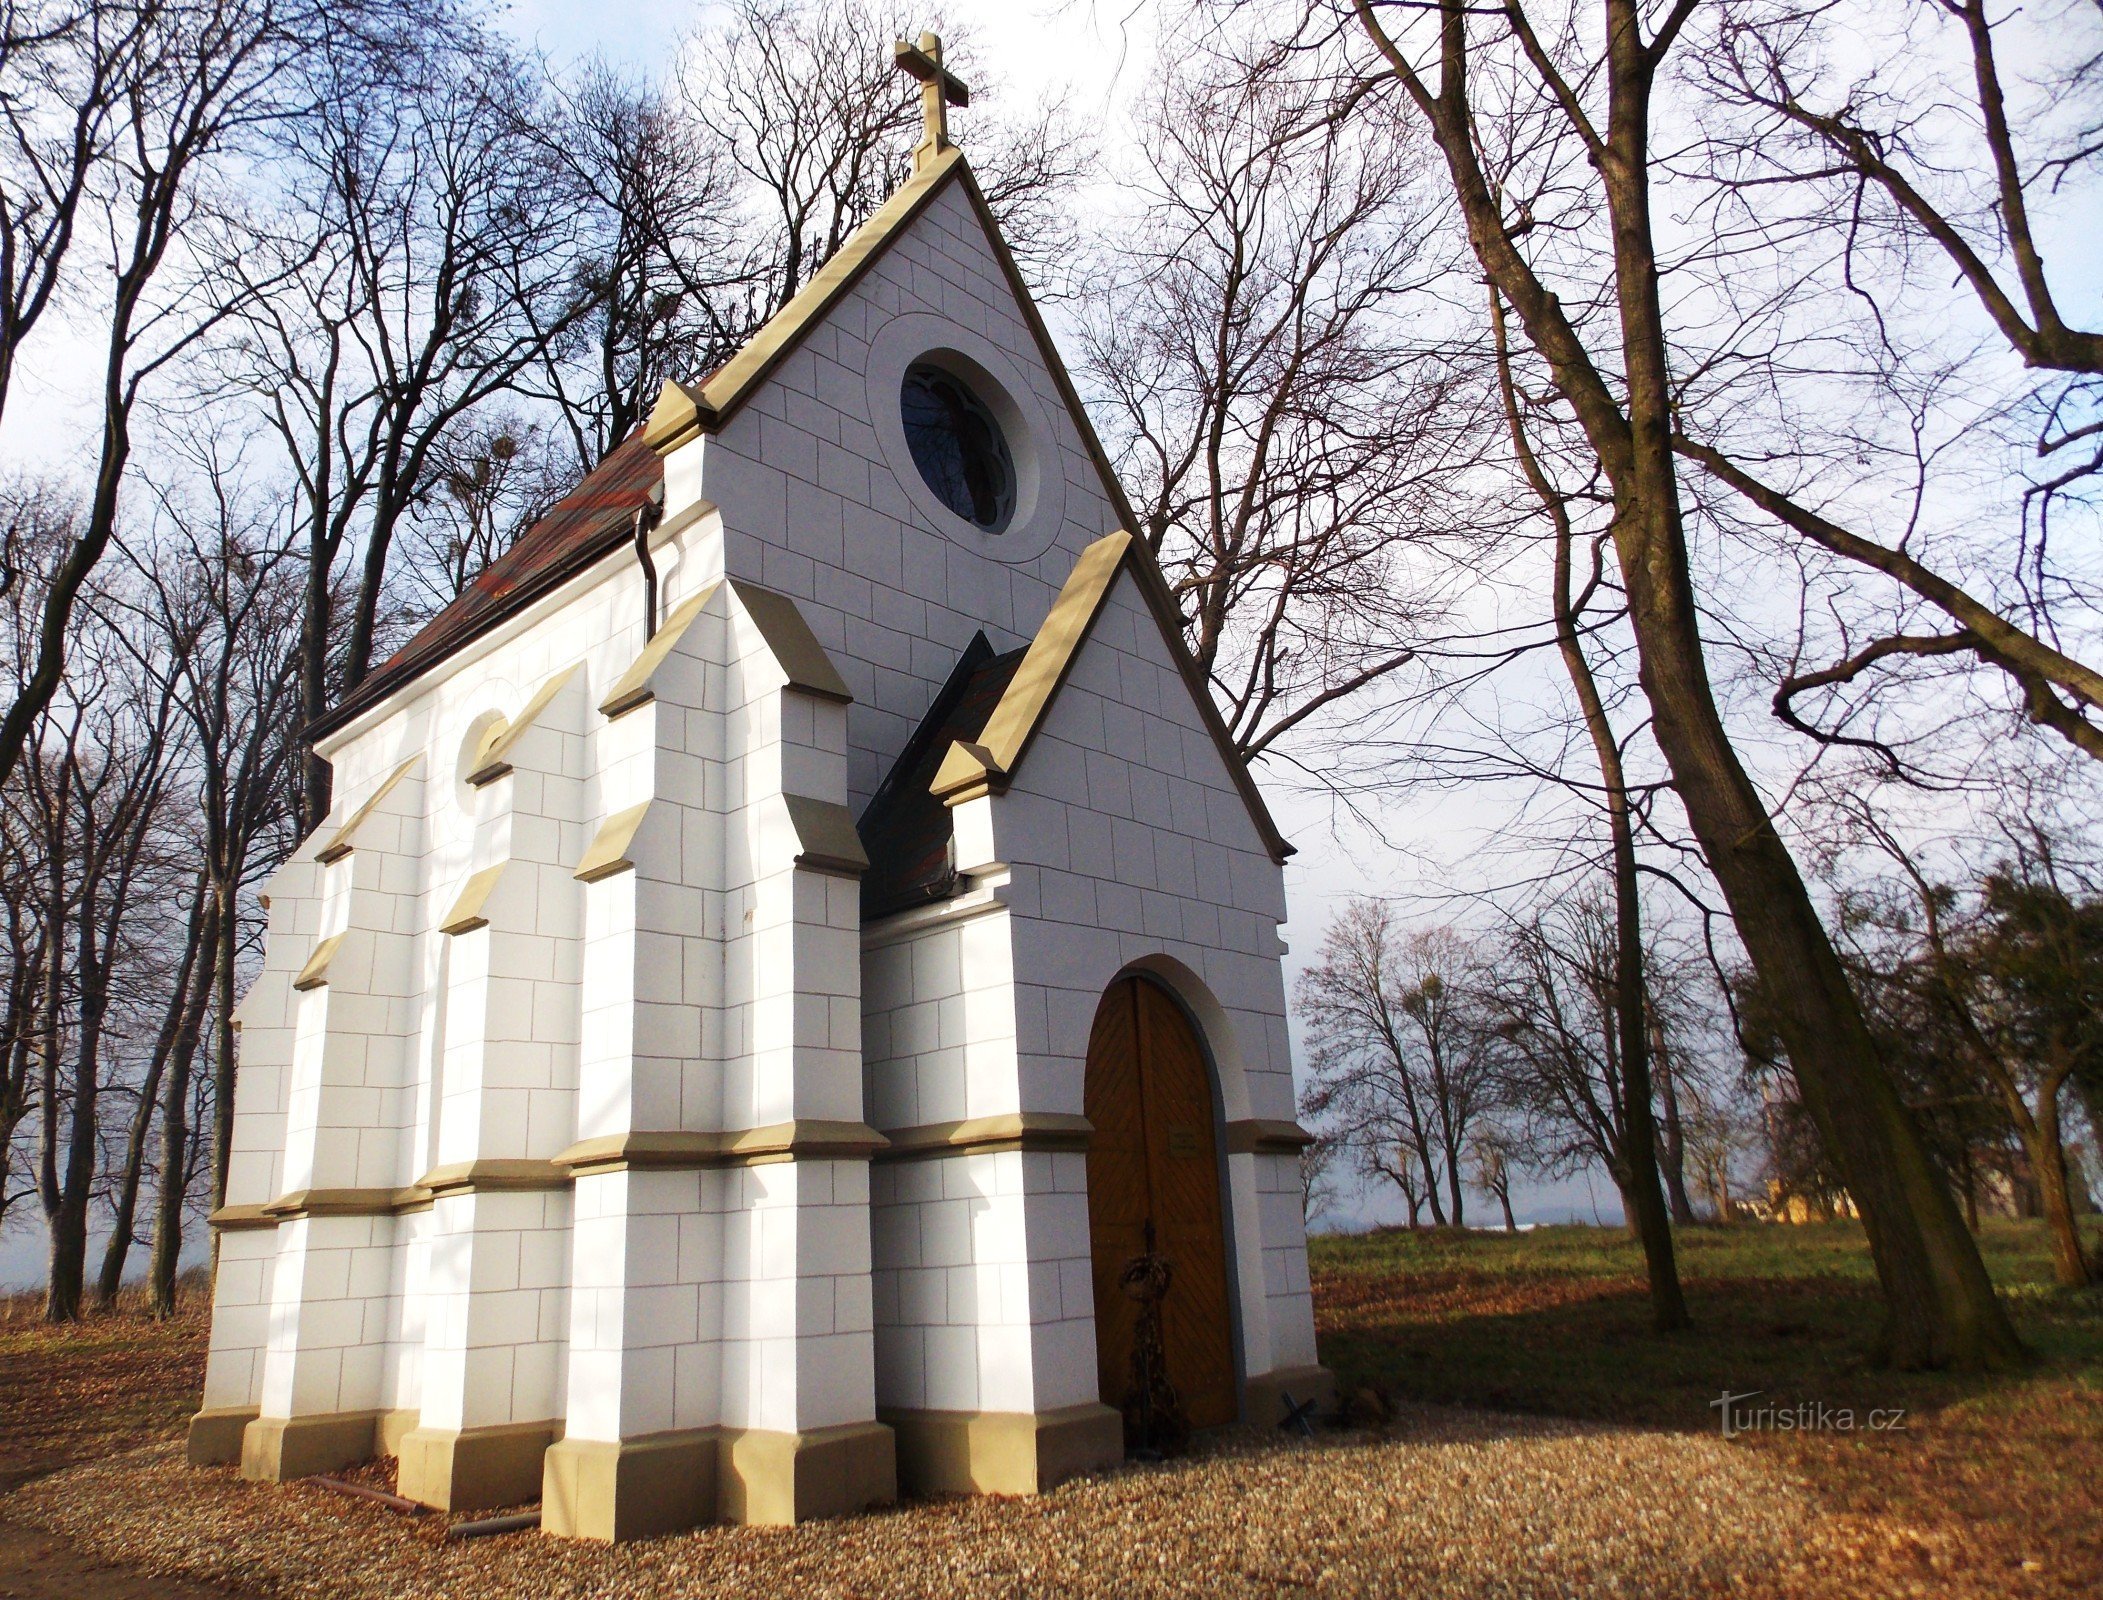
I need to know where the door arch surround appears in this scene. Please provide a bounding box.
[1082,970,1240,1429]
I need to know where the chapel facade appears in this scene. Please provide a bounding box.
[189,37,1328,1540]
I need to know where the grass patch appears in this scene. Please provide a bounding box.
[1311,1218,2102,1426]
[0,1283,209,1490]
[1312,1218,2103,1594]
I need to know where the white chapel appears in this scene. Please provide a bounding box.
[190,36,1328,1541]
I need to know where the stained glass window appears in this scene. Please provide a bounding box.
[900,364,1015,532]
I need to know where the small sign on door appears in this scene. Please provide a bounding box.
[1167,1126,1202,1159]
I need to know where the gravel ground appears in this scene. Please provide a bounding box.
[8,1405,1842,1600]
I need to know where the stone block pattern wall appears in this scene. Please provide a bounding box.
[859,563,1318,1425]
[199,547,889,1497]
[868,1146,1095,1417]
[197,172,1319,1516]
[692,180,1123,813]
[985,567,1315,1387]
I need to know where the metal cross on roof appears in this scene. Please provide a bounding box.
[893,31,969,173]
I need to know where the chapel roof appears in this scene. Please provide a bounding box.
[304,123,1289,867]
[311,431,664,739]
[307,143,981,744]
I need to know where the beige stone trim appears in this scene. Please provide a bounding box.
[1223,1118,1317,1155]
[719,1419,896,1527]
[784,793,868,877]
[417,1158,569,1197]
[397,1419,561,1513]
[467,664,583,784]
[240,1410,386,1483]
[932,532,1131,806]
[543,1420,894,1541]
[206,1203,275,1232]
[873,1111,1093,1162]
[315,757,422,864]
[922,526,1293,864]
[642,148,967,452]
[884,1401,1119,1498]
[727,581,853,703]
[555,1121,890,1176]
[263,1186,395,1220]
[543,1428,720,1543]
[929,739,1001,806]
[1241,1364,1337,1429]
[290,932,342,992]
[574,801,651,883]
[258,1185,431,1221]
[186,1405,258,1467]
[437,863,506,936]
[376,1408,422,1457]
[598,581,722,719]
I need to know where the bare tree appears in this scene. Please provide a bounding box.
[1484,895,1671,1234]
[683,0,931,316]
[1467,1125,1521,1230]
[0,0,406,798]
[1082,45,1479,762]
[121,450,303,1312]
[1679,3,2103,763]
[9,589,181,1321]
[1327,0,2021,1368]
[1299,903,1498,1226]
[209,23,595,826]
[677,1,1090,317]
[1298,1122,1344,1226]
[1489,279,1686,1326]
[397,412,571,609]
[0,1,146,428]
[533,64,760,469]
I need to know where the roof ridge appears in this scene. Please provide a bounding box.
[644,145,969,454]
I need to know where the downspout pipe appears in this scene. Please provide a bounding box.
[632,483,664,636]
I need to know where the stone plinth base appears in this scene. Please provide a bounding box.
[186,1406,259,1467]
[883,1402,1121,1497]
[542,1419,896,1542]
[396,1420,560,1512]
[720,1419,896,1526]
[1242,1364,1337,1429]
[239,1410,385,1482]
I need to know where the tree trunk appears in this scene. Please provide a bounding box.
[1655,1044,1699,1225]
[1420,1154,1448,1227]
[1604,0,2013,1367]
[45,884,106,1323]
[300,525,333,830]
[1370,0,2024,1370]
[1498,1186,1517,1232]
[210,875,240,1214]
[1707,1162,1736,1225]
[1491,281,1685,1330]
[151,898,221,1316]
[1444,1133,1466,1229]
[94,1059,166,1309]
[2024,1076,2092,1287]
[95,880,212,1307]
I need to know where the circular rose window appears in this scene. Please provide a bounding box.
[900,362,1016,532]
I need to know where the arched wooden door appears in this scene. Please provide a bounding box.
[1084,974,1237,1428]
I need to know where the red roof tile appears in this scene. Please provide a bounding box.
[311,432,664,739]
